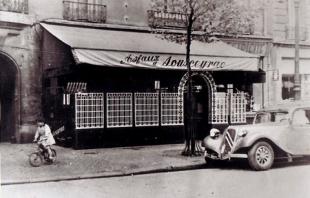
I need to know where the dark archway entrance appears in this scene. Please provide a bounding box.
[190,75,211,139]
[178,71,216,139]
[0,53,17,142]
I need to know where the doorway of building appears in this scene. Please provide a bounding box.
[180,72,215,140]
[0,54,17,142]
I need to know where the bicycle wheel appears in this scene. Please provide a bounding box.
[29,152,43,167]
[46,149,57,164]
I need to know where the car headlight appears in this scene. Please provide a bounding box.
[210,128,220,139]
[237,129,248,137]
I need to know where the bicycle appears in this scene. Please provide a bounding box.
[29,142,57,167]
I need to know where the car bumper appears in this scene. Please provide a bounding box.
[204,150,248,160]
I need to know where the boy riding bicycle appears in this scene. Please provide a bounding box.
[33,119,56,160]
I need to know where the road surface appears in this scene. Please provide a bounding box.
[2,161,310,198]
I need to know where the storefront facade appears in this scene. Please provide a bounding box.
[0,0,273,144]
[40,22,265,147]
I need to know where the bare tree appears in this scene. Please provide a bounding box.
[150,0,260,156]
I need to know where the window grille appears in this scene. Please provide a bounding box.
[212,93,229,124]
[161,93,183,126]
[107,93,132,128]
[75,93,104,129]
[134,93,159,127]
[230,93,247,123]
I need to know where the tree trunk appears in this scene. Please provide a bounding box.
[182,4,203,156]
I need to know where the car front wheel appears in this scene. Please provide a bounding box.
[248,141,274,171]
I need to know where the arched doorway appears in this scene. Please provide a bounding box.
[178,71,216,138]
[0,53,18,142]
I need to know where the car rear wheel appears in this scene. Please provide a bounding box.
[248,141,274,171]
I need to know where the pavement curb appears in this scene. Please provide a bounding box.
[1,163,206,186]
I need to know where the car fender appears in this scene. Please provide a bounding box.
[202,135,225,154]
[237,133,289,153]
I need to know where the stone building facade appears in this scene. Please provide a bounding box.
[265,0,310,106]
[0,0,308,143]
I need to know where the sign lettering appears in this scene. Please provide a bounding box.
[121,54,226,69]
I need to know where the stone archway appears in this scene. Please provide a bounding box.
[177,71,216,124]
[0,52,20,142]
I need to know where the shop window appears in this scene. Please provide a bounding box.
[63,0,106,23]
[75,93,104,129]
[212,92,247,124]
[161,93,183,126]
[230,93,247,123]
[282,74,295,100]
[212,92,229,124]
[135,93,159,127]
[107,93,132,128]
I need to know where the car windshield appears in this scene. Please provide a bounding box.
[254,111,289,124]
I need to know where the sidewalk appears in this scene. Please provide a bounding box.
[0,143,205,185]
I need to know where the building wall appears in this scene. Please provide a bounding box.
[0,0,151,142]
[0,9,42,142]
[3,0,301,142]
[265,0,310,106]
[28,0,151,27]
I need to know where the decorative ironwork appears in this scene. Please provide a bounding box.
[147,10,189,29]
[212,92,229,124]
[135,93,159,127]
[161,93,183,126]
[75,93,104,129]
[0,0,28,13]
[63,0,106,23]
[107,93,132,128]
[230,93,247,123]
[212,92,247,124]
[178,71,216,124]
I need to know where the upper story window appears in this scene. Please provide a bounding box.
[286,0,308,41]
[147,10,188,29]
[63,0,106,23]
[0,0,28,13]
[148,0,188,30]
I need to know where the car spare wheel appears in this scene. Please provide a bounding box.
[248,141,274,171]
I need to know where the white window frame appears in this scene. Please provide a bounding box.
[135,93,159,127]
[75,93,104,129]
[161,93,183,126]
[106,93,133,128]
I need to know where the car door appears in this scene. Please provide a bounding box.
[287,108,310,155]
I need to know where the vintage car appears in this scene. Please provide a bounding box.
[202,102,310,171]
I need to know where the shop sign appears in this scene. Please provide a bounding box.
[121,54,226,69]
[73,49,259,71]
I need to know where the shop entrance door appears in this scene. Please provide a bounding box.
[184,75,211,139]
[193,75,211,139]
